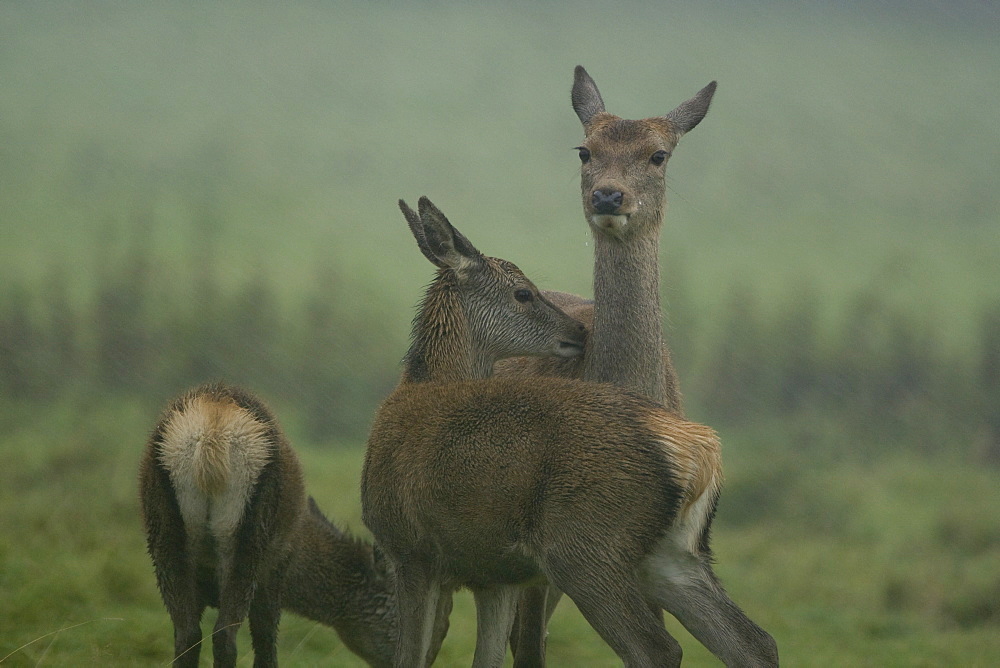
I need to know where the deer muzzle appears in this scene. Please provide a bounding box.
[591,188,623,214]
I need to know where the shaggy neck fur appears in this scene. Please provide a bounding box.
[402,270,490,384]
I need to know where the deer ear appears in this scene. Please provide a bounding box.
[663,81,717,136]
[415,196,484,273]
[571,65,606,127]
[400,199,445,268]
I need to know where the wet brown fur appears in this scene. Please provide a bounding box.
[361,199,756,668]
[501,66,715,665]
[140,382,449,668]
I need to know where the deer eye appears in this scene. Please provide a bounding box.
[650,150,669,166]
[514,289,534,303]
[575,146,591,164]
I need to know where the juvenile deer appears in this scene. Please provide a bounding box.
[502,66,717,665]
[361,198,776,667]
[139,382,450,667]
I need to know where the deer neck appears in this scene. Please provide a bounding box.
[585,228,668,403]
[402,275,492,384]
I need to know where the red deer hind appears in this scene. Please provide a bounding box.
[361,198,776,667]
[502,65,732,666]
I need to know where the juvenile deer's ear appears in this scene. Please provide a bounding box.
[415,196,484,273]
[571,65,607,127]
[663,81,717,136]
[400,199,443,267]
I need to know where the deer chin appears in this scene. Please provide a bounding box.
[589,213,629,236]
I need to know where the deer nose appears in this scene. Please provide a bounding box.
[591,189,623,214]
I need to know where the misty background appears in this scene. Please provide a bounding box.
[1,0,998,664]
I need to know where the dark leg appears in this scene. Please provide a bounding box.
[141,460,206,668]
[510,585,552,668]
[647,552,778,667]
[161,550,205,668]
[426,586,454,665]
[393,560,441,668]
[248,568,284,668]
[225,458,297,667]
[564,580,681,668]
[546,553,681,668]
[169,593,205,668]
[471,585,519,668]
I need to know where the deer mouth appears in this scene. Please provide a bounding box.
[590,213,629,235]
[556,340,585,358]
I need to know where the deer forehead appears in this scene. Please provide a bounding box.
[583,116,678,159]
[473,256,529,288]
[490,256,524,277]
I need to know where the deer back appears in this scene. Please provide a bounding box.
[364,376,721,578]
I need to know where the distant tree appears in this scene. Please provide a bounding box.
[293,264,398,443]
[39,265,82,396]
[772,280,822,414]
[174,201,225,387]
[0,283,43,399]
[222,270,286,392]
[977,302,1000,464]
[699,281,768,423]
[832,289,893,414]
[92,217,155,392]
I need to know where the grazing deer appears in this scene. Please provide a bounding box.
[361,198,776,667]
[139,382,450,668]
[502,65,717,665]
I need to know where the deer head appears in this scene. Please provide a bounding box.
[572,65,716,238]
[401,197,586,382]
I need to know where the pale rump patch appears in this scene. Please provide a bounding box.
[645,412,723,553]
[157,394,272,538]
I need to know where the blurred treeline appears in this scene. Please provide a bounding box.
[0,215,398,442]
[3,216,997,458]
[1,0,997,455]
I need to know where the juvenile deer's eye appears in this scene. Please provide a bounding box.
[650,150,669,166]
[514,289,534,303]
[575,147,591,164]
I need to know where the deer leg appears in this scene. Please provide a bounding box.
[565,582,681,668]
[510,584,563,668]
[645,549,778,667]
[212,545,250,668]
[160,556,204,668]
[393,560,441,668]
[160,540,204,666]
[213,515,277,667]
[547,557,681,668]
[510,585,547,668]
[213,458,290,667]
[471,584,519,668]
[247,563,287,668]
[426,586,455,665]
[142,464,205,667]
[167,585,204,668]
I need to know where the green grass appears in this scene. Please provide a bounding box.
[2,399,998,666]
